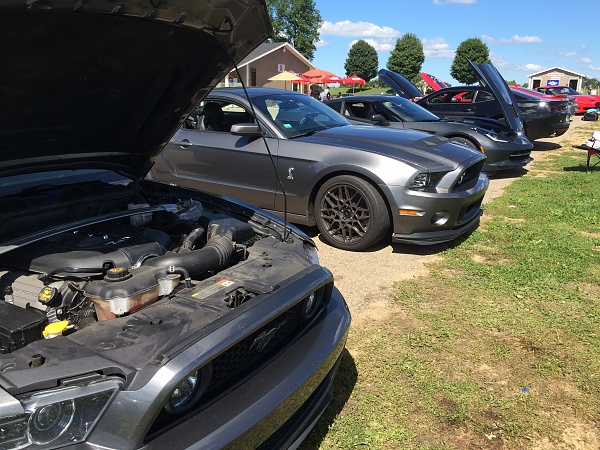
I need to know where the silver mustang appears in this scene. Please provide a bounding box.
[152,88,490,251]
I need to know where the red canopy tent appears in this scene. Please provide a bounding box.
[302,69,341,84]
[343,74,366,94]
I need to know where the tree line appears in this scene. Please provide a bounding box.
[266,0,490,85]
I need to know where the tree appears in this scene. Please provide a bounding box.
[266,0,322,61]
[386,33,425,84]
[344,40,378,82]
[583,77,600,93]
[450,37,490,84]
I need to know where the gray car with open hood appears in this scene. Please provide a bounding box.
[0,1,351,449]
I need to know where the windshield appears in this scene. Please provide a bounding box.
[251,93,350,138]
[376,97,440,122]
[546,87,580,95]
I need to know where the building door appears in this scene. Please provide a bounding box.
[569,79,578,90]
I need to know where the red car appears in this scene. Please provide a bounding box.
[510,85,577,115]
[534,86,600,114]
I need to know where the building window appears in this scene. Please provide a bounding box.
[251,68,256,87]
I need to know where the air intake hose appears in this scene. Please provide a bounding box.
[143,224,234,277]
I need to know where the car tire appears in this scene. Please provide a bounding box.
[314,175,390,251]
[450,137,478,151]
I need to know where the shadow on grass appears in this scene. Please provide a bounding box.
[299,348,358,449]
[532,141,562,151]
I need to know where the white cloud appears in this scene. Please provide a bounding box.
[580,57,592,63]
[480,35,495,44]
[490,52,542,73]
[315,39,329,48]
[590,65,600,71]
[557,51,577,57]
[523,63,544,72]
[422,37,455,59]
[498,35,542,44]
[319,20,400,38]
[348,38,395,53]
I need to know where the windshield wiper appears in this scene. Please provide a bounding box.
[290,130,318,139]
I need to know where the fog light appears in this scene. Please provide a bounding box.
[28,400,75,445]
[165,366,212,415]
[301,291,322,321]
[305,293,316,314]
[431,211,450,226]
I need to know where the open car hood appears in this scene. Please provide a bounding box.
[468,61,523,133]
[377,69,425,100]
[420,72,449,91]
[380,64,524,134]
[0,0,272,180]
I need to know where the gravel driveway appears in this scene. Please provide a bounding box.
[300,117,582,317]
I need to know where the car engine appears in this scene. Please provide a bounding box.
[0,177,310,356]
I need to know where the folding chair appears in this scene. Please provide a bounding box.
[584,131,600,172]
[573,131,600,172]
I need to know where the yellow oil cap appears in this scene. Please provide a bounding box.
[43,321,69,337]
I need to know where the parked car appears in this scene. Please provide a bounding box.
[325,93,533,175]
[0,1,351,449]
[400,65,571,141]
[420,72,449,91]
[151,88,490,252]
[510,85,578,115]
[534,86,600,114]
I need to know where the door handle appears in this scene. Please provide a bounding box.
[287,167,294,180]
[463,108,473,112]
[174,139,192,148]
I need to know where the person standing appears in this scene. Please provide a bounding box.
[319,87,329,101]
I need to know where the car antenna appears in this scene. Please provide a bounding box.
[212,24,290,242]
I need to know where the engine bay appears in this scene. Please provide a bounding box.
[0,176,312,359]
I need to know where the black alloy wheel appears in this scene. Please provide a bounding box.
[314,175,389,251]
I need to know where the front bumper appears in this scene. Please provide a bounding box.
[481,135,533,171]
[85,286,351,450]
[389,173,489,245]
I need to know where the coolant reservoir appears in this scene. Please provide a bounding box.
[85,267,179,320]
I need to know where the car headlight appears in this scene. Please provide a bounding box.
[408,172,446,190]
[0,380,120,449]
[484,132,510,143]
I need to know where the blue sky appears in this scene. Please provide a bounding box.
[311,0,600,85]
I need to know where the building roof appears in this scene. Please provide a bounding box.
[528,66,588,78]
[229,41,316,73]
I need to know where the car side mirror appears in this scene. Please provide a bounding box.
[230,123,263,137]
[370,114,390,126]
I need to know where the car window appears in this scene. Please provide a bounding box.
[251,93,349,138]
[474,91,494,102]
[344,102,368,119]
[377,97,439,122]
[184,100,256,132]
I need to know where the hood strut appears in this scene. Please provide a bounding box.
[210,27,290,243]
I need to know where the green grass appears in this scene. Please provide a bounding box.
[302,120,600,449]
